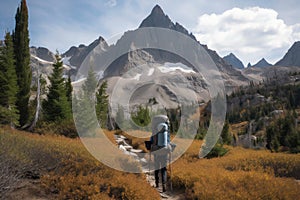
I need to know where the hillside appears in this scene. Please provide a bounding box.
[1,127,300,200]
[0,127,160,199]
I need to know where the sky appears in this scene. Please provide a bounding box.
[1,0,300,66]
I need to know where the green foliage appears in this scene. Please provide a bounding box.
[205,143,228,159]
[65,74,73,103]
[82,67,98,99]
[195,126,207,140]
[73,93,98,137]
[266,113,300,153]
[0,32,19,126]
[96,81,109,129]
[73,68,98,136]
[42,54,71,122]
[13,0,31,126]
[131,105,151,128]
[165,106,181,134]
[221,120,232,145]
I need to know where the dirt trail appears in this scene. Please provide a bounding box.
[145,171,185,200]
[115,134,185,199]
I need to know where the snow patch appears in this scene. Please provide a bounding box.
[31,55,52,64]
[96,71,104,80]
[148,68,154,76]
[132,74,142,81]
[62,56,77,69]
[158,62,195,74]
[62,56,71,65]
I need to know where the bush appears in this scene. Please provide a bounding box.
[0,127,160,199]
[205,143,229,159]
[171,142,300,200]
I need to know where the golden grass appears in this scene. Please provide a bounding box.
[171,143,300,199]
[124,133,300,199]
[2,126,300,199]
[0,127,160,199]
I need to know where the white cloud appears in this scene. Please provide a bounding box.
[193,7,300,65]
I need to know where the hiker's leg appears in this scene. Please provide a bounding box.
[154,155,160,187]
[161,166,167,184]
[154,169,159,187]
[161,154,168,192]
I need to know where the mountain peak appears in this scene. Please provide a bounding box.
[139,5,197,41]
[253,58,272,68]
[139,5,172,29]
[275,41,300,67]
[151,4,164,16]
[223,53,244,69]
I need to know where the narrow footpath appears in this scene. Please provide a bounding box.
[114,134,185,199]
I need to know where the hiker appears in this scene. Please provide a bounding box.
[150,120,171,192]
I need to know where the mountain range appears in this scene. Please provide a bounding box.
[29,5,300,107]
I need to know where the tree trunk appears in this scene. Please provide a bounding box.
[28,69,41,131]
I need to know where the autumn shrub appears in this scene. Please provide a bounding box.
[0,127,160,199]
[34,119,77,138]
[171,142,300,199]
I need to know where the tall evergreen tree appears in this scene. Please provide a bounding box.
[0,32,19,125]
[13,0,31,126]
[96,81,109,129]
[65,74,73,104]
[82,67,98,99]
[73,68,98,136]
[221,120,232,145]
[42,53,71,122]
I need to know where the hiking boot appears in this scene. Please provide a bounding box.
[155,181,159,188]
[162,184,166,192]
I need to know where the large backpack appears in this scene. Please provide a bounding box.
[151,115,171,153]
[153,123,168,145]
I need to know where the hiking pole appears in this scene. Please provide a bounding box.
[149,151,151,176]
[169,151,173,192]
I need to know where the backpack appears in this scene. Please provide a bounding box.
[151,123,171,153]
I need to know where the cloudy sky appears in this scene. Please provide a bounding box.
[1,0,300,66]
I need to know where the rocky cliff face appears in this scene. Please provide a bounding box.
[30,47,55,62]
[252,58,272,68]
[62,36,108,68]
[275,41,300,67]
[223,53,244,69]
[101,5,249,88]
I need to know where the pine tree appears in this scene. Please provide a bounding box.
[65,74,73,104]
[0,32,19,126]
[73,68,98,136]
[13,0,31,126]
[96,81,109,129]
[82,67,98,99]
[42,53,71,122]
[221,120,232,145]
[132,105,151,127]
